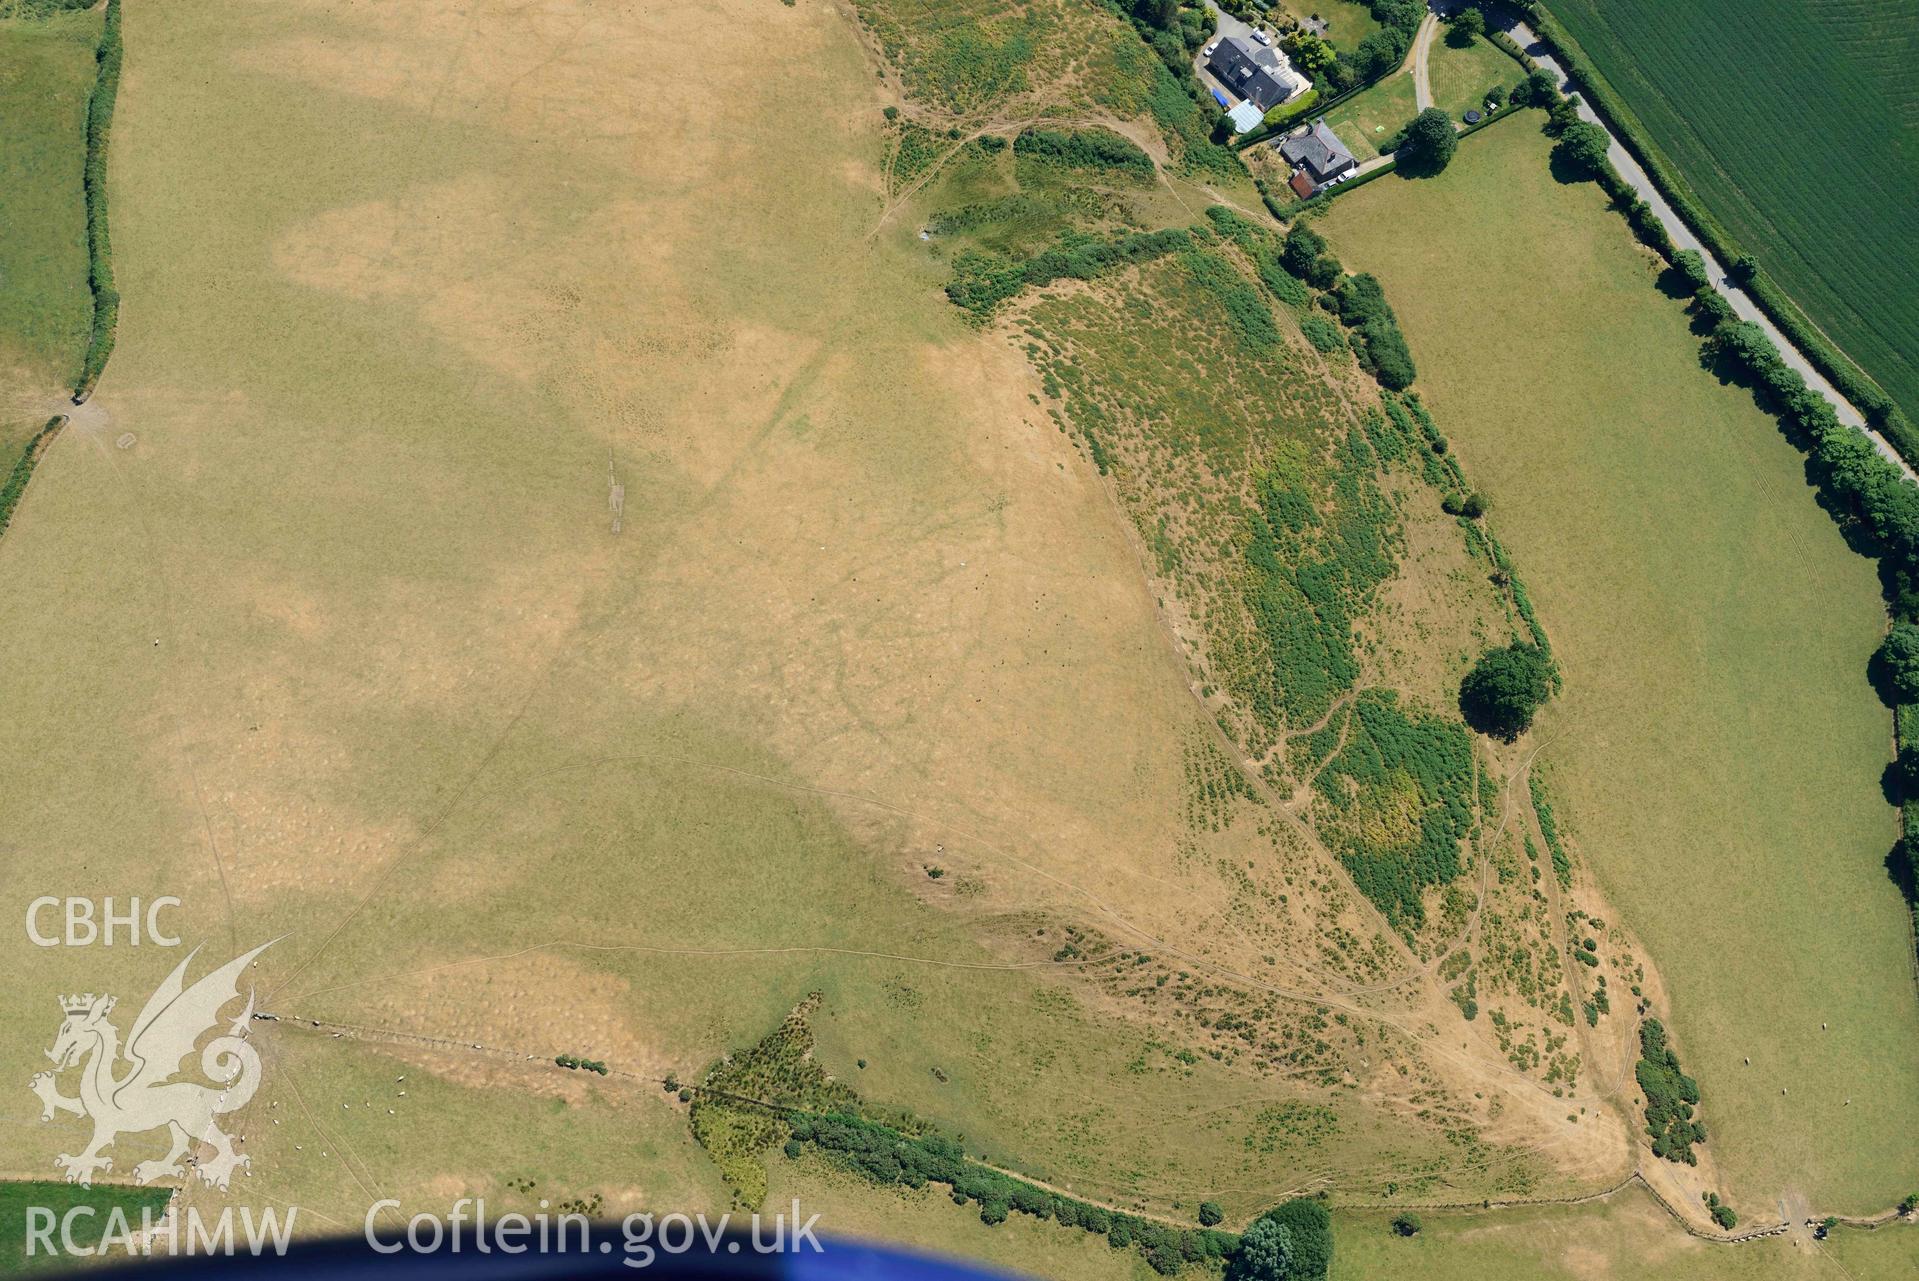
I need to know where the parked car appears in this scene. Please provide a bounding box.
[1252,29,1271,45]
[1203,40,1218,56]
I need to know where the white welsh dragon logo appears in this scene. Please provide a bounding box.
[29,940,275,1191]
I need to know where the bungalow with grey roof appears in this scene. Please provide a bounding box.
[1278,118,1357,191]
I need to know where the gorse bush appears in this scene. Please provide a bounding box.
[1014,125,1155,178]
[1299,313,1344,353]
[1179,250,1280,351]
[1316,689,1476,929]
[1528,773,1573,887]
[1635,1017,1706,1164]
[944,227,1192,317]
[1243,429,1398,730]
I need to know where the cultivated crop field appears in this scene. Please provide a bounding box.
[1544,0,1919,433]
[1318,116,1919,1213]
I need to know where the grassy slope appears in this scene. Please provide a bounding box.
[780,1162,1919,1281]
[1316,119,1919,1209]
[0,9,98,448]
[1544,0,1919,428]
[1335,1193,1918,1281]
[0,0,1469,1239]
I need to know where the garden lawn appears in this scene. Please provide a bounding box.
[1317,116,1919,1212]
[1426,28,1520,121]
[1318,69,1416,163]
[1273,0,1381,55]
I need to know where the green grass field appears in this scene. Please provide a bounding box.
[1317,116,1919,1212]
[1319,69,1417,162]
[0,1181,171,1274]
[1425,29,1519,121]
[1273,0,1382,55]
[1543,0,1919,437]
[0,7,99,449]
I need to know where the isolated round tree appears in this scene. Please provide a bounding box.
[1400,108,1458,173]
[1554,121,1611,174]
[1444,6,1484,42]
[1460,642,1556,740]
[1198,1200,1225,1227]
[1873,622,1919,704]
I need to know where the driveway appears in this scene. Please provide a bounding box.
[1410,11,1439,110]
[1503,17,1915,481]
[1195,1,1258,105]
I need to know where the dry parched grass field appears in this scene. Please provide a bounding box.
[0,0,1614,1243]
[0,0,1912,1274]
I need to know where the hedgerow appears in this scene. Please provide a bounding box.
[0,417,66,540]
[789,1109,1243,1274]
[693,1002,1339,1276]
[72,0,123,401]
[1514,2,1918,462]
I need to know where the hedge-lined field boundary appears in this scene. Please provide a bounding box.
[0,418,69,541]
[72,0,122,404]
[1519,2,1916,461]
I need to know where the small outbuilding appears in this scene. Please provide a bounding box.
[1226,100,1265,134]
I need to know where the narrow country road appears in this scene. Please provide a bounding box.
[1505,18,1917,483]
